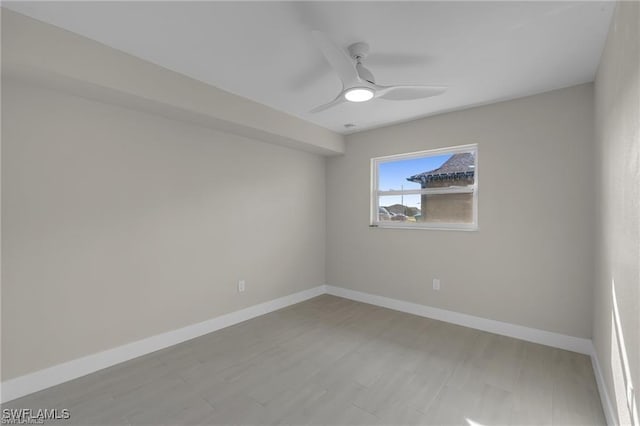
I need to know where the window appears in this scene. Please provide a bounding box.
[371,144,478,230]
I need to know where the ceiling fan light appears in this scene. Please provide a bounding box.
[344,88,374,102]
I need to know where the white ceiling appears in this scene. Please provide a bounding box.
[4,1,614,134]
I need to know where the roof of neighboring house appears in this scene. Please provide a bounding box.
[406,152,475,185]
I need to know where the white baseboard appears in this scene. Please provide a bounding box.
[0,285,327,403]
[591,344,618,426]
[325,285,593,355]
[1,283,606,413]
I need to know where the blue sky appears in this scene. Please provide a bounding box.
[378,154,451,209]
[379,154,451,191]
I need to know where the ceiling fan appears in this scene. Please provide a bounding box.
[310,31,447,113]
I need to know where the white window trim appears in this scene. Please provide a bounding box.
[370,143,478,231]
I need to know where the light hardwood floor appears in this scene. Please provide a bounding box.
[2,295,605,425]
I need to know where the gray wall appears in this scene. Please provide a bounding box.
[1,80,326,380]
[327,84,595,339]
[593,1,639,424]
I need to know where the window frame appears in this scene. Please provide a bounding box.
[370,143,479,231]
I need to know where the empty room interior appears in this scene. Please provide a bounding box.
[1,1,638,425]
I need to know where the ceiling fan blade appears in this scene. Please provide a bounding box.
[356,63,375,84]
[309,92,346,113]
[376,85,447,101]
[311,31,360,87]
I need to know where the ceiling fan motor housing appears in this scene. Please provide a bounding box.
[348,41,370,60]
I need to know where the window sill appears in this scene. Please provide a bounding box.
[370,223,478,232]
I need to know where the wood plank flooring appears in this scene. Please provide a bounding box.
[2,295,606,425]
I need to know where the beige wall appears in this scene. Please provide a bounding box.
[1,79,326,380]
[593,2,640,424]
[327,84,595,339]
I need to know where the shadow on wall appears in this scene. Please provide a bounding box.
[611,280,638,425]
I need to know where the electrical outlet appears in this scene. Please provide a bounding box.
[238,280,246,293]
[433,278,441,291]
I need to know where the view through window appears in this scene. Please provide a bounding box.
[371,144,478,230]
